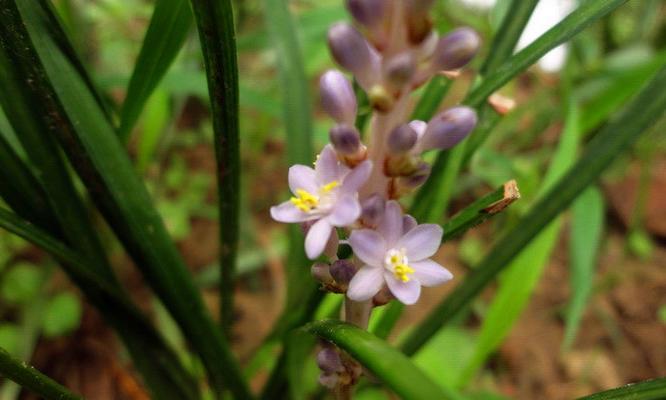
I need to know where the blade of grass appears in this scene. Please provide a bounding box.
[400,62,666,356]
[457,97,581,386]
[0,208,200,400]
[372,180,521,339]
[119,0,193,140]
[306,320,459,400]
[563,186,604,350]
[411,75,453,121]
[4,2,251,398]
[0,347,82,400]
[576,377,666,400]
[189,0,240,336]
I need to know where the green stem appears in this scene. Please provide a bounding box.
[0,347,82,400]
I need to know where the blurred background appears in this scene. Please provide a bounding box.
[0,0,665,399]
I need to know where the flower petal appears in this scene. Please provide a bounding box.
[270,201,309,223]
[328,193,361,226]
[348,229,386,267]
[411,259,453,287]
[341,160,372,193]
[315,145,343,184]
[384,271,421,305]
[347,266,384,301]
[378,200,403,246]
[402,214,417,234]
[305,219,333,259]
[397,224,443,261]
[288,165,317,194]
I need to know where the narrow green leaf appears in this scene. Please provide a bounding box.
[0,208,200,400]
[136,88,170,173]
[400,62,666,356]
[458,97,581,386]
[189,0,240,336]
[577,377,666,400]
[563,186,604,350]
[0,347,82,400]
[306,320,456,400]
[411,75,453,121]
[119,0,192,140]
[2,2,249,398]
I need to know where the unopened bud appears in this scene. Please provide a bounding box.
[320,70,357,125]
[403,214,417,233]
[395,162,431,195]
[328,23,379,88]
[368,84,394,113]
[361,194,385,227]
[311,262,334,284]
[388,124,418,154]
[329,124,362,156]
[330,259,357,285]
[346,0,388,27]
[432,27,481,71]
[384,52,416,89]
[317,347,345,373]
[419,106,477,151]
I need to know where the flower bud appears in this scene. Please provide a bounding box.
[368,84,394,113]
[328,23,379,88]
[330,259,358,285]
[346,0,388,27]
[388,124,418,154]
[317,347,345,373]
[320,70,357,125]
[431,27,481,71]
[361,194,385,227]
[329,124,362,156]
[394,162,431,196]
[319,373,339,389]
[419,106,477,151]
[311,262,334,284]
[384,52,416,89]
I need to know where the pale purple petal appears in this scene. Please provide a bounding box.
[378,200,403,246]
[402,214,417,234]
[316,145,343,184]
[409,120,427,141]
[305,219,334,259]
[347,266,384,301]
[341,160,372,193]
[397,224,443,261]
[411,259,453,287]
[384,272,421,305]
[288,165,318,194]
[328,193,361,226]
[270,201,310,223]
[348,229,386,267]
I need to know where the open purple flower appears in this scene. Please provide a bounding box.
[346,201,452,304]
[271,145,372,259]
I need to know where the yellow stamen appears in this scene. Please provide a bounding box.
[322,180,340,193]
[290,189,319,212]
[394,264,415,282]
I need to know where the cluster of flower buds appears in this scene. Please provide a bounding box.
[272,0,480,307]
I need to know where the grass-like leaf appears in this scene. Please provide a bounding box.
[0,347,82,400]
[306,320,457,400]
[2,2,251,398]
[189,0,240,335]
[563,186,604,350]
[577,377,666,400]
[119,0,192,140]
[0,208,200,400]
[400,62,666,356]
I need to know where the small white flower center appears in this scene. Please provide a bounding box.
[384,248,414,282]
[290,181,340,213]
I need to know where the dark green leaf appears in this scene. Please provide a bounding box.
[577,377,666,400]
[189,0,240,336]
[306,320,458,400]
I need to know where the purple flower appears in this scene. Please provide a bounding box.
[271,145,372,259]
[346,201,452,304]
